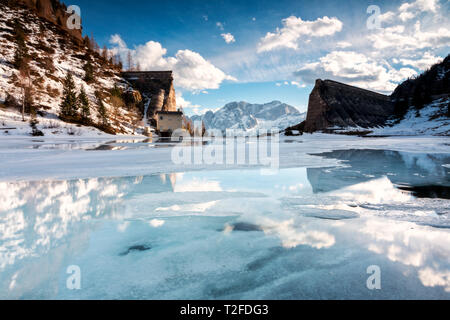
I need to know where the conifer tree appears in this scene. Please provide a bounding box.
[83,58,95,83]
[101,45,109,61]
[60,73,78,118]
[95,91,108,126]
[79,86,91,123]
[13,19,29,69]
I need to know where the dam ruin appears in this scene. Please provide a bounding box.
[122,71,180,129]
[303,79,394,133]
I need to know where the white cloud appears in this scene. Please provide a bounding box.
[176,93,219,116]
[398,0,439,16]
[368,22,450,52]
[110,34,126,49]
[257,16,343,52]
[399,11,416,21]
[378,11,396,24]
[216,22,224,30]
[170,50,236,90]
[336,41,352,48]
[294,51,417,92]
[418,268,450,292]
[262,219,335,249]
[110,35,236,91]
[221,33,235,44]
[399,51,443,70]
[290,81,306,88]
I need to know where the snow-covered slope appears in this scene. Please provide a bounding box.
[191,101,306,133]
[369,98,450,136]
[0,2,143,137]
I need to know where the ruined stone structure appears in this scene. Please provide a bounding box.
[304,79,394,133]
[16,0,83,41]
[156,111,184,135]
[122,71,178,125]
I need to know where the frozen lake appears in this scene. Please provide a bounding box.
[0,136,449,299]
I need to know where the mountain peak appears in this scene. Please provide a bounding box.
[191,100,305,132]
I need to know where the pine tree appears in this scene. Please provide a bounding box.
[83,58,95,83]
[101,45,108,61]
[60,73,78,118]
[95,91,108,126]
[13,19,29,69]
[83,35,91,49]
[78,86,91,123]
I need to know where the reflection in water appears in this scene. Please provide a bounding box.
[307,149,450,194]
[0,149,449,299]
[397,185,450,200]
[361,219,450,292]
[0,174,178,269]
[22,137,209,152]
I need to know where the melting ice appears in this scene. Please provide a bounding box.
[0,149,449,299]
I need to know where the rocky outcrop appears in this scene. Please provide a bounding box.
[293,56,449,134]
[14,0,82,42]
[303,80,394,132]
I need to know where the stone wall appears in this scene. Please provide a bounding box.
[122,71,178,121]
[304,79,394,132]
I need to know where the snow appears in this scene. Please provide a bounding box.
[191,101,306,133]
[0,4,146,136]
[370,98,450,136]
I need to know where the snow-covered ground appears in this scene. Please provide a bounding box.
[328,98,449,136]
[0,108,118,137]
[370,98,450,136]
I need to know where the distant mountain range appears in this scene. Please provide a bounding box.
[190,101,306,133]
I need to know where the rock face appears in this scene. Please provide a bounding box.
[121,71,178,123]
[16,0,83,42]
[304,79,394,132]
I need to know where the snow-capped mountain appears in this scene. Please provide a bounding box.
[190,101,306,132]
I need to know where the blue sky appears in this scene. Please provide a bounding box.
[74,0,449,115]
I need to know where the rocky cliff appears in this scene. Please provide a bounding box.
[12,0,82,42]
[303,79,394,133]
[291,56,449,135]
